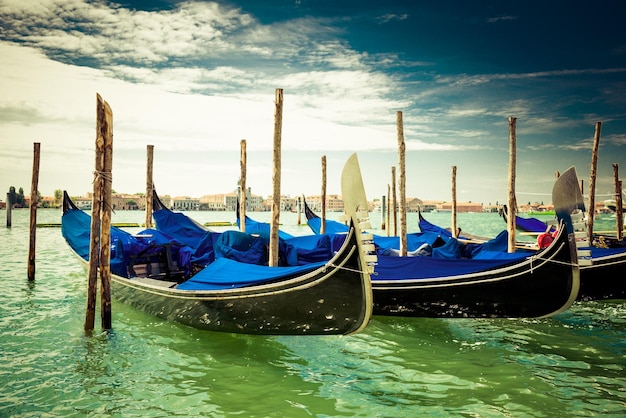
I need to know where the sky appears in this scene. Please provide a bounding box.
[1,0,626,206]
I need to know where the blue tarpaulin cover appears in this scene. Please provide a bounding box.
[62,206,334,290]
[177,258,326,290]
[374,250,529,280]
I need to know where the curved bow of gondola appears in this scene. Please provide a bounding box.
[152,187,168,212]
[302,196,319,222]
[151,188,209,241]
[501,204,554,234]
[418,210,454,238]
[62,190,80,214]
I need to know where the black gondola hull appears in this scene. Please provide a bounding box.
[578,252,626,301]
[371,227,579,318]
[303,197,580,318]
[69,226,372,335]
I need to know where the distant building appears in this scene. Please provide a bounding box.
[201,188,264,211]
[326,195,344,212]
[79,192,147,210]
[172,196,200,211]
[200,194,228,211]
[112,193,146,210]
[264,195,300,212]
[439,202,484,213]
[407,198,424,212]
[73,196,93,210]
[416,200,484,213]
[300,195,345,212]
[419,200,444,212]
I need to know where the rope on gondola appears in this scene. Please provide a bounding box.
[527,255,580,269]
[327,264,375,275]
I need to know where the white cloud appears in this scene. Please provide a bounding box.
[0,42,411,198]
[376,14,409,24]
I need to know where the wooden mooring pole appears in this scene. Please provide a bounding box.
[588,122,602,243]
[397,111,407,256]
[391,166,397,236]
[386,184,390,236]
[321,155,327,234]
[240,139,247,233]
[451,165,457,239]
[86,139,104,331]
[269,89,283,267]
[507,117,517,253]
[6,192,11,228]
[296,196,301,225]
[85,93,113,332]
[145,145,154,229]
[381,195,386,230]
[28,142,41,281]
[613,164,623,241]
[99,94,113,331]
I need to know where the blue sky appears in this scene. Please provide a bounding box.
[1,0,625,206]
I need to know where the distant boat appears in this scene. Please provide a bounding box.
[500,204,556,234]
[603,199,625,212]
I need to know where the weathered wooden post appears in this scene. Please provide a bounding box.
[296,196,301,225]
[321,155,327,234]
[613,163,623,241]
[269,89,283,267]
[391,166,397,236]
[99,94,113,330]
[145,145,154,229]
[588,122,602,242]
[386,184,390,236]
[239,139,247,233]
[381,195,386,230]
[397,111,407,256]
[86,105,104,331]
[451,165,457,238]
[6,192,11,228]
[86,93,113,332]
[28,142,40,281]
[507,117,517,253]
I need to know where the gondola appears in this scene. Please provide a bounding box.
[300,168,582,318]
[437,167,625,301]
[61,157,374,335]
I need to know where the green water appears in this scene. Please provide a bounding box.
[1,209,624,417]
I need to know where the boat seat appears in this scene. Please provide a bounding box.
[128,242,186,281]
